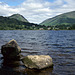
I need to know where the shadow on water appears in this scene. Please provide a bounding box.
[0,56,54,75]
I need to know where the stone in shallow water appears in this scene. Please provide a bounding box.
[1,39,21,60]
[21,55,53,69]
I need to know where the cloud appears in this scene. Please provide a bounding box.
[0,2,18,16]
[0,0,75,24]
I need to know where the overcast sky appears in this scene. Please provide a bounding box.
[0,0,75,24]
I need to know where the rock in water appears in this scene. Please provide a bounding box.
[21,55,53,69]
[1,39,21,59]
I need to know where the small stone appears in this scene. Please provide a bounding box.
[1,39,21,59]
[21,55,53,69]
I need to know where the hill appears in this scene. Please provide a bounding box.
[9,14,29,23]
[0,15,47,30]
[40,11,75,26]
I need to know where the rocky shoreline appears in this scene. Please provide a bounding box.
[1,39,53,70]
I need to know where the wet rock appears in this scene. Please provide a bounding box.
[21,55,53,69]
[1,39,21,60]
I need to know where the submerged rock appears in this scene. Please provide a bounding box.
[1,39,21,60]
[21,55,53,69]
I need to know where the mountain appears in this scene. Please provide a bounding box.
[9,14,29,23]
[40,11,75,26]
[0,15,46,30]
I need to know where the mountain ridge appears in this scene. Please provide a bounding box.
[40,11,75,26]
[9,14,29,23]
[0,15,47,30]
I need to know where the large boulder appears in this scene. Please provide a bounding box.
[1,39,21,59]
[21,55,53,69]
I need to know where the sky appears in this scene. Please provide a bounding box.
[0,0,75,24]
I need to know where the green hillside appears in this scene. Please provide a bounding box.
[0,12,75,30]
[0,16,46,30]
[40,11,75,26]
[9,14,29,23]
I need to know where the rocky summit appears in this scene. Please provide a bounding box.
[1,39,21,60]
[21,55,53,69]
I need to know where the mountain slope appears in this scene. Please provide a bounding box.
[9,14,29,23]
[0,16,46,30]
[40,11,75,26]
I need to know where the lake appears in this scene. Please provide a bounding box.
[0,30,75,75]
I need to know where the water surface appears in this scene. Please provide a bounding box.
[0,30,75,75]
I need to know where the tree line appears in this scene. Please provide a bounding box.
[0,16,75,30]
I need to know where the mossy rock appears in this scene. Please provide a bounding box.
[21,55,53,69]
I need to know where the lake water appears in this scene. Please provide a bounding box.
[0,30,75,75]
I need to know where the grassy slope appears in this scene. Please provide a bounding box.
[40,11,75,26]
[9,14,29,23]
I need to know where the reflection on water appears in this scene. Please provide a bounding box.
[0,30,75,75]
[0,57,53,75]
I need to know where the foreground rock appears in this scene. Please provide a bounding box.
[1,39,21,60]
[21,55,53,69]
